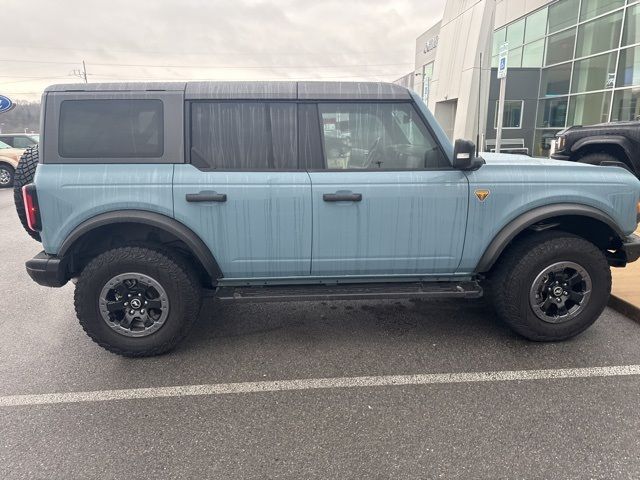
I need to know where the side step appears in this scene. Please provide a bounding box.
[216,281,483,303]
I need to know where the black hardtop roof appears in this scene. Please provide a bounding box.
[44,81,412,101]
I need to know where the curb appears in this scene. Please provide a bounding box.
[608,295,640,324]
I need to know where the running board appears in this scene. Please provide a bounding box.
[215,281,483,303]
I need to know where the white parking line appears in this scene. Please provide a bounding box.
[1,364,639,407]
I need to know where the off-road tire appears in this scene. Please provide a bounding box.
[579,152,634,174]
[13,145,41,241]
[74,246,202,357]
[488,231,611,341]
[0,164,14,188]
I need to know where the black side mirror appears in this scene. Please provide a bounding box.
[453,139,484,170]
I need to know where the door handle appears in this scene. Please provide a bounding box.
[323,193,362,202]
[186,192,227,203]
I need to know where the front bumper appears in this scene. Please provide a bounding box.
[25,251,68,287]
[621,234,640,264]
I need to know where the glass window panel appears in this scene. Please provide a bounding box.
[508,47,523,68]
[191,102,297,169]
[492,55,499,68]
[567,91,612,126]
[622,4,640,47]
[318,103,448,170]
[493,28,506,56]
[59,99,163,158]
[522,39,545,67]
[545,28,576,65]
[540,63,572,97]
[571,52,617,92]
[537,97,569,127]
[534,129,562,157]
[617,46,640,87]
[494,101,523,128]
[506,19,525,47]
[548,0,579,34]
[575,11,623,58]
[611,87,640,121]
[580,0,625,21]
[525,8,548,43]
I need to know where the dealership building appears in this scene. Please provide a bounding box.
[396,0,640,156]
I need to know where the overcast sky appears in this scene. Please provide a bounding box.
[1,0,445,101]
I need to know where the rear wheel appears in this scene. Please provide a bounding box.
[74,246,202,357]
[0,164,14,188]
[488,231,611,341]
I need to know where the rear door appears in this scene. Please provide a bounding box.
[173,101,313,279]
[308,102,469,276]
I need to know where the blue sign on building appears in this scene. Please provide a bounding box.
[0,95,14,114]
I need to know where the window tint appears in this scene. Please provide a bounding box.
[59,100,163,158]
[190,102,297,169]
[318,103,447,170]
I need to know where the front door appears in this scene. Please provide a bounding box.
[309,102,469,276]
[173,101,312,279]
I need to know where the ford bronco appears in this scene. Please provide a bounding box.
[552,121,640,177]
[15,81,640,357]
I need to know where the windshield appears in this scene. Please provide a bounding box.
[0,140,11,149]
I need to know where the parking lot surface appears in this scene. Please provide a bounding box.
[1,188,640,479]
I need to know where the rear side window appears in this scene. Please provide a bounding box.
[59,100,164,158]
[190,102,297,169]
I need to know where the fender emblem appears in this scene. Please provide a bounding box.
[475,189,490,201]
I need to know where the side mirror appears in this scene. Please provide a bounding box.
[453,139,484,170]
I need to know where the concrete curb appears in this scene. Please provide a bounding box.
[608,295,640,324]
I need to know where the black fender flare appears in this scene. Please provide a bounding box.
[571,135,637,172]
[475,203,625,273]
[59,210,223,280]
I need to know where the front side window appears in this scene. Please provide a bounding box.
[318,103,447,170]
[190,102,297,169]
[59,99,163,158]
[494,101,523,129]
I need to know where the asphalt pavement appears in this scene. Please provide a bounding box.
[1,188,640,479]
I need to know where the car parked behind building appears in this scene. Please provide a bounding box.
[14,81,640,357]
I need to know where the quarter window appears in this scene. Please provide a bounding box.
[190,102,297,169]
[318,103,447,170]
[59,99,163,158]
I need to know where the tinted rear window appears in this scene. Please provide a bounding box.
[190,102,297,169]
[59,99,164,158]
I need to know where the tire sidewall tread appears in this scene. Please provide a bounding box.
[489,231,611,341]
[74,246,202,357]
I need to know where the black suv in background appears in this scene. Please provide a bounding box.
[552,122,640,177]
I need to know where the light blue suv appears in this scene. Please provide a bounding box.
[16,81,640,356]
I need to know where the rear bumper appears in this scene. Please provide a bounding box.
[621,234,640,264]
[25,251,67,287]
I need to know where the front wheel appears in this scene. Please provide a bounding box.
[74,246,202,357]
[488,231,611,341]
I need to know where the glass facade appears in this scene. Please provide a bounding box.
[492,0,640,156]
